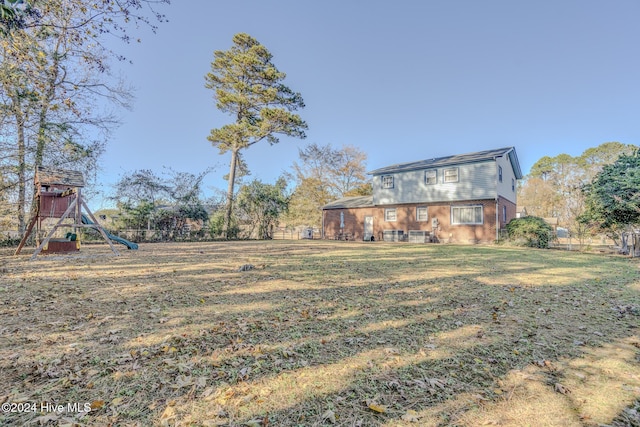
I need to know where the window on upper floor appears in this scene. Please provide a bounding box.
[451,205,483,225]
[381,175,394,189]
[425,169,437,185]
[498,165,503,182]
[512,178,515,192]
[416,207,428,221]
[385,208,397,222]
[444,167,459,183]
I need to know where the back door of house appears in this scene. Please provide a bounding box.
[364,216,373,240]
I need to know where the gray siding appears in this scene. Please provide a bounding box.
[373,160,497,205]
[496,153,517,204]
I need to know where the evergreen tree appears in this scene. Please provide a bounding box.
[204,33,307,238]
[581,151,640,238]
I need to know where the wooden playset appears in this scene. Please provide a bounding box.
[14,167,121,259]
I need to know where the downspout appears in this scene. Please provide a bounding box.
[495,157,500,242]
[495,201,499,241]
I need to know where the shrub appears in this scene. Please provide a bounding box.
[208,211,239,239]
[505,216,553,248]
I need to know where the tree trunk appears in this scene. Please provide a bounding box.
[35,28,63,168]
[14,100,26,233]
[224,149,239,239]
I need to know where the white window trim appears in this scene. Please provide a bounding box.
[416,206,428,221]
[451,205,484,225]
[381,175,394,189]
[425,169,437,185]
[443,167,459,183]
[385,208,397,222]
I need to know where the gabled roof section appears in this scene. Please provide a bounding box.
[36,166,85,188]
[369,147,523,179]
[323,196,374,210]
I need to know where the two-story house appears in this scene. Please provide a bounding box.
[322,147,523,243]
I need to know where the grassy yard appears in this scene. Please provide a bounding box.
[1,241,639,426]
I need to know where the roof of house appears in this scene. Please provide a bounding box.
[36,166,85,188]
[323,196,374,210]
[368,147,523,179]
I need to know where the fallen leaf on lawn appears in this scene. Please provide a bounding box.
[413,377,446,392]
[202,387,216,399]
[244,419,263,427]
[367,402,387,413]
[90,400,105,410]
[427,378,446,389]
[401,409,420,422]
[171,375,194,389]
[111,397,124,406]
[321,409,336,423]
[554,383,571,394]
[281,348,296,358]
[160,405,176,419]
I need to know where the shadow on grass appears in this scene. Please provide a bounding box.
[0,241,638,426]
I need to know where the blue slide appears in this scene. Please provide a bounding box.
[81,214,138,250]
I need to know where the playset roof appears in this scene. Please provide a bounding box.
[37,166,85,188]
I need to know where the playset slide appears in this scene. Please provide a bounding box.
[81,214,138,250]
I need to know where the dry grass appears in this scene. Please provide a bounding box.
[0,241,639,426]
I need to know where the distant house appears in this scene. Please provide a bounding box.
[322,147,523,243]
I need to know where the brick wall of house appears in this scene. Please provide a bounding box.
[323,198,518,243]
[323,206,376,240]
[497,196,517,229]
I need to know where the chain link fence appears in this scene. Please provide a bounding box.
[1,225,323,247]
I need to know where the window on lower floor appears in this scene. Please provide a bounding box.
[451,205,483,225]
[503,205,507,223]
[416,206,428,221]
[385,208,397,222]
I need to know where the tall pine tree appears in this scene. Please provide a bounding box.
[204,33,307,238]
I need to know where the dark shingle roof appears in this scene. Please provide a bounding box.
[368,147,522,179]
[37,167,85,188]
[323,196,374,210]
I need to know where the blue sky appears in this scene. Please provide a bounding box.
[93,0,640,208]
